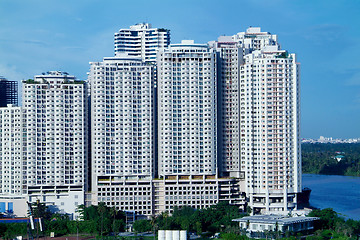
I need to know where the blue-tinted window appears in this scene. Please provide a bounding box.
[8,202,13,213]
[0,202,5,213]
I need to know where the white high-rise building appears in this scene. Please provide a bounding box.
[157,40,217,176]
[88,27,300,217]
[210,27,301,215]
[114,23,170,64]
[0,105,23,196]
[0,104,27,217]
[22,71,88,218]
[209,28,278,179]
[89,56,155,214]
[209,36,244,178]
[240,45,301,214]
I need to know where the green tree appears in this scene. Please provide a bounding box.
[3,223,27,240]
[30,200,52,220]
[0,223,7,238]
[133,219,152,233]
[76,204,85,220]
[110,206,117,234]
[98,202,107,236]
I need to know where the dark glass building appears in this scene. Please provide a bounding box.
[0,77,18,107]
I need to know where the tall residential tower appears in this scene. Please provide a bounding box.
[89,56,155,215]
[22,71,88,218]
[157,40,217,176]
[240,45,301,214]
[212,27,301,214]
[0,104,26,216]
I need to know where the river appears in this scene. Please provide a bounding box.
[302,174,360,220]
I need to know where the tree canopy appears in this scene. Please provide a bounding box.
[302,143,360,176]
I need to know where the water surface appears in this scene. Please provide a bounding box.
[302,174,360,220]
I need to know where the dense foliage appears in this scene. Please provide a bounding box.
[133,202,247,235]
[0,202,126,239]
[307,208,360,239]
[302,143,360,176]
[0,202,244,239]
[2,201,360,240]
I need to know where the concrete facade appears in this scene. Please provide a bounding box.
[157,40,217,176]
[22,71,88,219]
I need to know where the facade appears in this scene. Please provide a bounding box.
[157,40,217,176]
[0,77,18,107]
[0,195,27,217]
[92,175,245,217]
[210,36,244,178]
[0,104,27,217]
[22,71,88,219]
[153,175,245,214]
[89,56,155,212]
[88,43,245,217]
[114,23,170,64]
[240,45,301,214]
[0,105,23,196]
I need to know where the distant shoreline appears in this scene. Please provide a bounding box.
[302,143,360,177]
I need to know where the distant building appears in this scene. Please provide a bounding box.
[0,77,18,107]
[233,215,319,239]
[114,23,170,64]
[335,155,345,162]
[210,36,244,178]
[232,27,279,53]
[209,28,301,215]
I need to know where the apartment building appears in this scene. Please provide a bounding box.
[88,56,155,215]
[210,27,301,215]
[0,105,23,196]
[0,104,27,216]
[22,71,88,218]
[233,27,279,53]
[157,40,217,176]
[209,36,244,178]
[240,45,301,214]
[114,23,170,64]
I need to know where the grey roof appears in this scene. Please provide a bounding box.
[232,215,319,225]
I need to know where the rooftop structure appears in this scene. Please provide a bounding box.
[114,23,170,64]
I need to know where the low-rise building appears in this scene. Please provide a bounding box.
[233,215,319,239]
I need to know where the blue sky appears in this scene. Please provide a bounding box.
[1,0,360,138]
